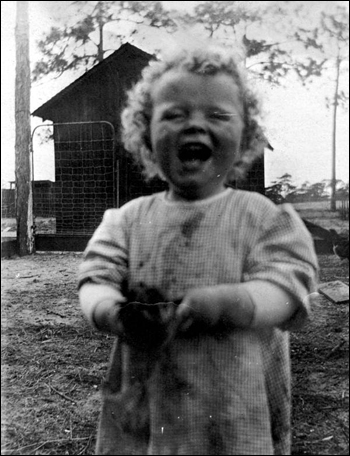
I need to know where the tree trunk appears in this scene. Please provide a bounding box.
[15,0,34,255]
[330,53,340,212]
[97,21,104,62]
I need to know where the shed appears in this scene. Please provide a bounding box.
[32,42,268,236]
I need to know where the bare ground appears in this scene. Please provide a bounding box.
[1,252,349,455]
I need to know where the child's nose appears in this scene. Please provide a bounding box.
[184,112,207,133]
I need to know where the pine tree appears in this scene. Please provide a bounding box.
[15,0,34,255]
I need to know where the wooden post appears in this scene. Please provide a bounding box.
[15,0,34,255]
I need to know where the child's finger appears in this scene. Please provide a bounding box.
[178,317,194,332]
[176,301,191,318]
[176,302,194,332]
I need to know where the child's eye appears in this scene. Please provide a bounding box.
[162,111,185,121]
[209,111,237,121]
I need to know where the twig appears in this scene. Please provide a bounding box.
[15,275,37,279]
[3,437,90,454]
[46,309,66,318]
[46,383,76,404]
[77,433,94,455]
[70,414,73,439]
[306,435,334,443]
[292,378,306,390]
[326,340,346,359]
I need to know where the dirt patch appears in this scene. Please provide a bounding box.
[1,253,349,455]
[290,255,349,455]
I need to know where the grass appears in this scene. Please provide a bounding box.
[1,252,349,455]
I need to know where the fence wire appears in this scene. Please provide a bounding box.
[31,121,116,235]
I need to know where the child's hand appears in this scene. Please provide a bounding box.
[176,287,223,332]
[176,284,256,333]
[92,299,125,335]
[118,301,178,350]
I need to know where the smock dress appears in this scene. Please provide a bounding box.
[78,188,318,455]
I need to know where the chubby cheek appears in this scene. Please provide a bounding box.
[151,126,177,161]
[151,121,166,151]
[215,135,241,168]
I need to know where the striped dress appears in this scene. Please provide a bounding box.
[78,188,318,455]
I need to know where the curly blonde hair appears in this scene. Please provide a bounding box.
[121,44,266,182]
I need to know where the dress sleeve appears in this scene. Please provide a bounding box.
[243,203,319,330]
[77,206,130,292]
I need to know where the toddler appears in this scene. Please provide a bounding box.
[78,43,318,455]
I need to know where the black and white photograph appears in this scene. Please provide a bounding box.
[1,1,349,455]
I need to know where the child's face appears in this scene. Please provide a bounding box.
[150,69,244,201]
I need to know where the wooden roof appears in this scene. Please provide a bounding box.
[32,42,154,120]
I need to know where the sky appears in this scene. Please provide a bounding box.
[1,1,349,189]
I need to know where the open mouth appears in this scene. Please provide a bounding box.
[178,143,212,163]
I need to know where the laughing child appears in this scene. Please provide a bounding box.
[78,43,318,455]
